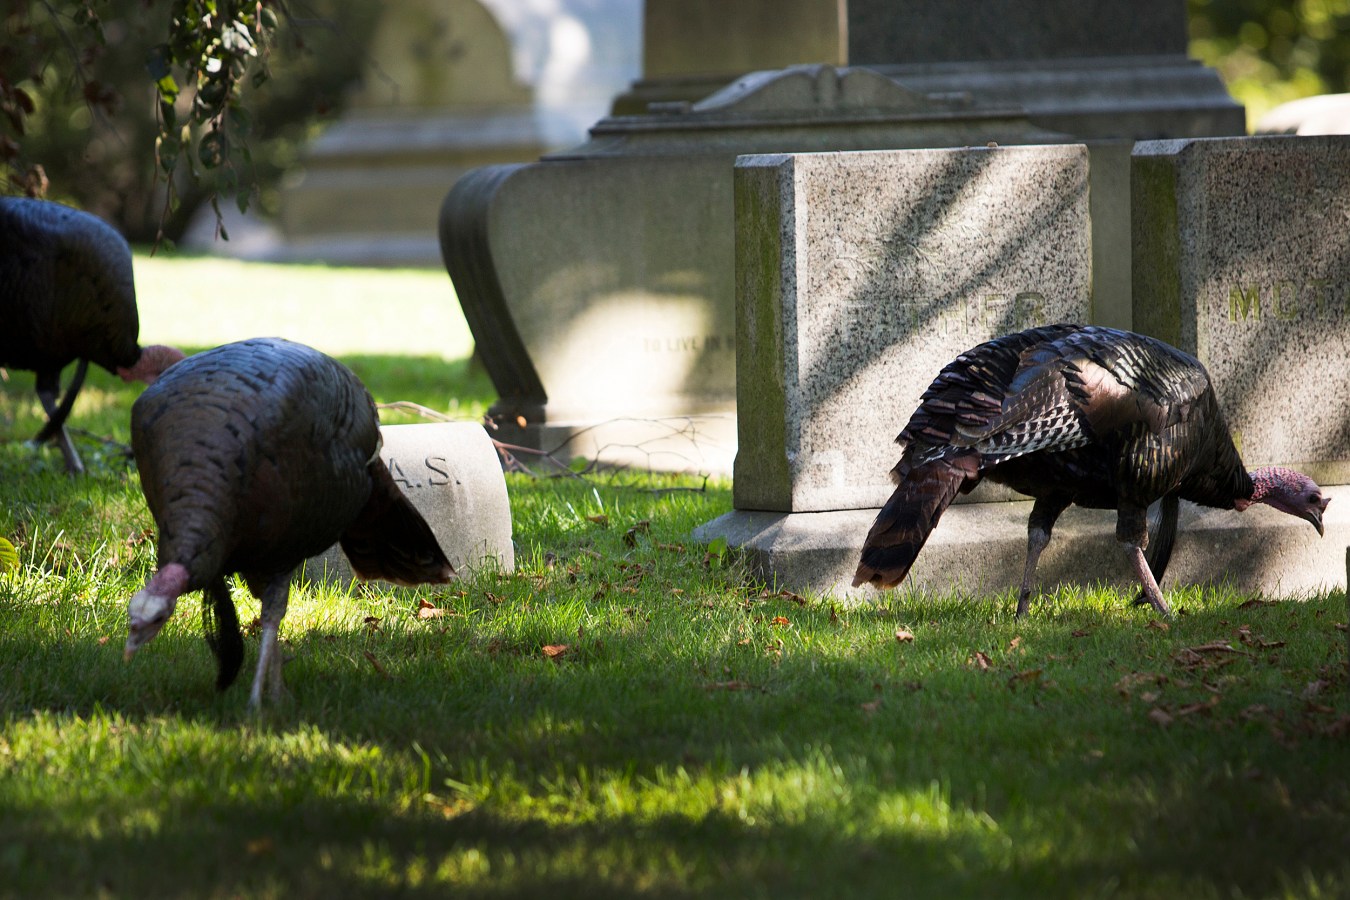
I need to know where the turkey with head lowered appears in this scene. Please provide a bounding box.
[853,324,1328,617]
[0,197,183,474]
[122,337,455,709]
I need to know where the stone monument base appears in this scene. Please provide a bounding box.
[694,485,1350,604]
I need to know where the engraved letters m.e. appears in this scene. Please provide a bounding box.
[1226,279,1337,322]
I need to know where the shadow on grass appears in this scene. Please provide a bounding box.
[1,590,1346,898]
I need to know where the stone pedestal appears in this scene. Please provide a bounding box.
[612,0,845,116]
[304,422,514,586]
[697,137,1350,602]
[694,488,1350,601]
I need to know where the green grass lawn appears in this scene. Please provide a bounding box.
[1,253,1347,899]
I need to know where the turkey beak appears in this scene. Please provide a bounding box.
[125,590,176,659]
[1304,500,1327,537]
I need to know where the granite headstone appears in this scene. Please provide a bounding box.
[304,422,514,586]
[730,144,1093,513]
[1132,135,1350,487]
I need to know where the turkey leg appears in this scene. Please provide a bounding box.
[1127,545,1173,618]
[1016,495,1071,618]
[33,363,87,475]
[248,577,292,710]
[1118,505,1172,618]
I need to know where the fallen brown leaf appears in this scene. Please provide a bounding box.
[1175,695,1220,717]
[542,644,569,660]
[771,616,791,627]
[860,699,882,714]
[1148,708,1174,727]
[704,680,756,692]
[968,650,992,671]
[363,616,381,631]
[1114,671,1165,696]
[246,837,274,856]
[363,651,390,678]
[1146,619,1170,632]
[895,628,915,643]
[1008,636,1023,652]
[586,514,610,527]
[1140,691,1161,704]
[1071,629,1091,638]
[97,635,109,645]
[1007,668,1043,688]
[623,520,652,547]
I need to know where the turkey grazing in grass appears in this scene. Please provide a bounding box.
[0,197,184,474]
[853,324,1328,617]
[122,337,455,708]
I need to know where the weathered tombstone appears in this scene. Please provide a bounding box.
[694,144,1093,595]
[1128,135,1350,596]
[442,65,1062,474]
[1133,135,1350,487]
[276,0,547,267]
[304,422,514,586]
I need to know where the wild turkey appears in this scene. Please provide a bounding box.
[853,324,1328,617]
[0,196,183,474]
[121,337,455,708]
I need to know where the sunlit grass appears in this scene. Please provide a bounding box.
[132,252,474,360]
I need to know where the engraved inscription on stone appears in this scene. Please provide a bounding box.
[893,291,1051,335]
[641,334,737,353]
[1223,279,1345,322]
[387,455,457,490]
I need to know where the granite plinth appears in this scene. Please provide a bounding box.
[694,485,1350,603]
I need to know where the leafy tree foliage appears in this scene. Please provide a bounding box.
[1,1,374,241]
[1189,0,1350,126]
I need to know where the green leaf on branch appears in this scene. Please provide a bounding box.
[0,537,19,573]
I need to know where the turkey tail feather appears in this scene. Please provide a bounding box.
[339,461,457,586]
[1145,493,1180,582]
[853,456,975,588]
[202,579,244,691]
